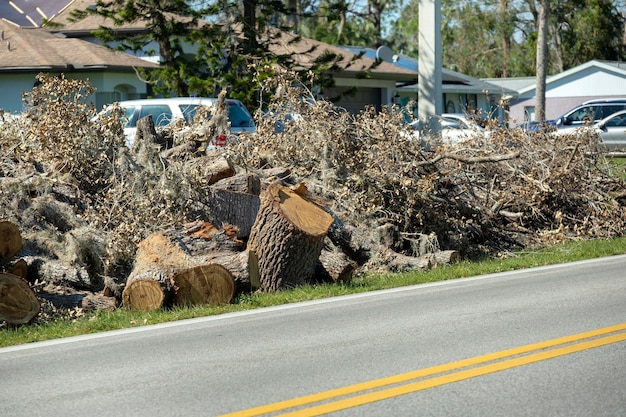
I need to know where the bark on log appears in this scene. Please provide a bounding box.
[0,220,22,260]
[315,247,358,283]
[381,249,460,272]
[247,183,334,291]
[212,173,261,195]
[197,189,260,239]
[182,150,235,186]
[133,115,170,151]
[160,141,200,160]
[82,293,118,312]
[0,273,40,324]
[24,257,94,290]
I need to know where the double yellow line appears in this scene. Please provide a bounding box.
[220,323,626,417]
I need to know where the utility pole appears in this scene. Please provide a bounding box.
[418,0,442,134]
[535,0,548,122]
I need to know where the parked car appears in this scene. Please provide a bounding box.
[96,97,256,146]
[524,99,626,133]
[556,109,626,153]
[409,113,489,146]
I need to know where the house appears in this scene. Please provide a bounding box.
[0,0,511,118]
[0,19,158,113]
[484,60,626,126]
[341,48,515,122]
[48,1,417,114]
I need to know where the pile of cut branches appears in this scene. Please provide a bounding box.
[0,72,625,325]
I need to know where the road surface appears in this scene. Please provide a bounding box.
[1,255,625,416]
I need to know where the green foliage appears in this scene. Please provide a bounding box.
[554,0,626,68]
[387,0,626,78]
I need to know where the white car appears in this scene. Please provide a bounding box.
[96,97,256,146]
[409,113,488,146]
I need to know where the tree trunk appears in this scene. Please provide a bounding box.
[0,273,40,324]
[247,182,334,291]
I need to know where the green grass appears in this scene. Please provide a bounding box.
[2,236,626,348]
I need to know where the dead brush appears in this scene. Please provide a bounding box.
[228,71,626,257]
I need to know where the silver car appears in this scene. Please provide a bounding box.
[595,109,626,152]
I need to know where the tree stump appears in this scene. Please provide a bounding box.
[247,183,334,291]
[0,273,40,324]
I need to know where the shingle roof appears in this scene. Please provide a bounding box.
[47,0,151,33]
[0,20,158,71]
[48,1,416,80]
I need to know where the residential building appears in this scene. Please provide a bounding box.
[485,60,626,126]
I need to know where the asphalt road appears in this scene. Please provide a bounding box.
[1,255,625,416]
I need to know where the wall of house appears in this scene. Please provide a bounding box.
[396,91,495,118]
[0,71,149,114]
[326,78,396,114]
[508,68,626,126]
[0,73,40,113]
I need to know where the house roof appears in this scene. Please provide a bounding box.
[0,0,73,27]
[271,35,416,81]
[341,47,516,95]
[47,2,415,80]
[512,60,626,96]
[47,0,164,34]
[0,20,158,72]
[481,77,536,94]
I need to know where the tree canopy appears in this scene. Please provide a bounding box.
[70,0,626,107]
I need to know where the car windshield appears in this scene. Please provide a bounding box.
[178,102,254,128]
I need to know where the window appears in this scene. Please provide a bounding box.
[137,105,173,127]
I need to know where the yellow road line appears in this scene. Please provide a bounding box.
[219,323,626,417]
[277,331,626,416]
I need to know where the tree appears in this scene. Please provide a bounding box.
[388,0,626,79]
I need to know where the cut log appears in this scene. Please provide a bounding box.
[0,220,22,260]
[10,259,28,279]
[122,232,181,311]
[0,273,40,324]
[212,172,261,195]
[315,247,358,283]
[182,150,235,186]
[247,182,334,291]
[173,264,235,307]
[197,250,260,292]
[123,222,251,310]
[122,278,169,311]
